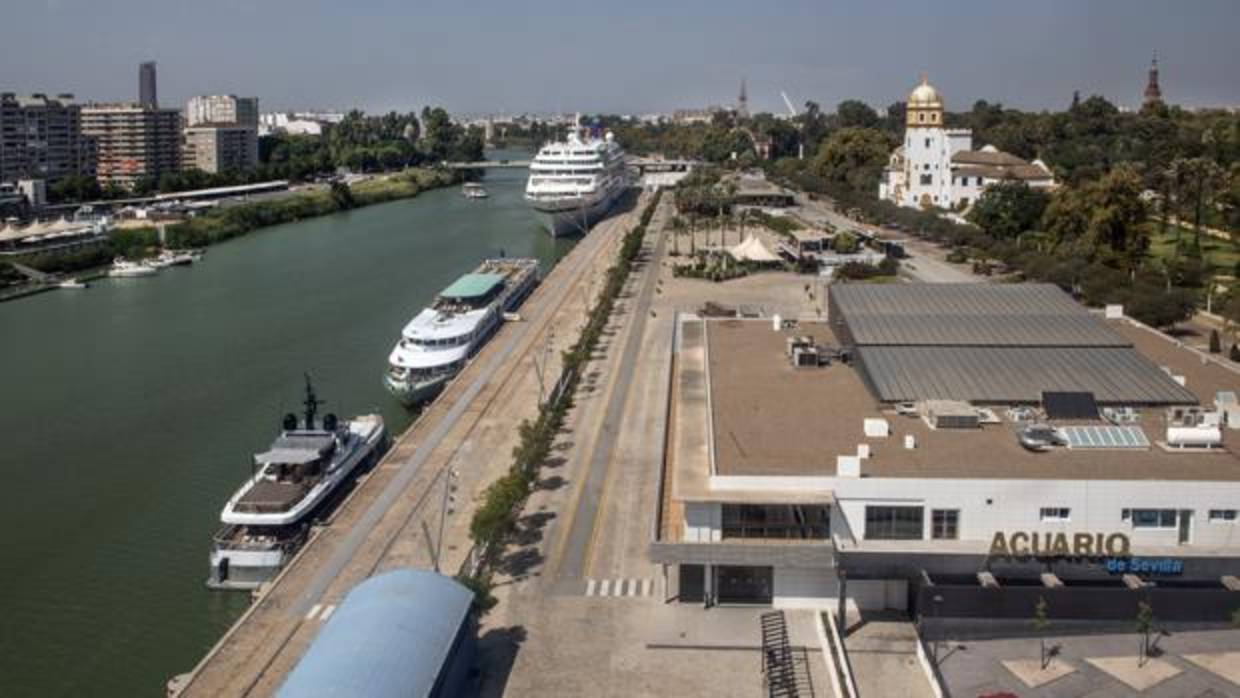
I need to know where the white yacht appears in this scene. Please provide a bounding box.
[384,257,540,406]
[207,379,386,590]
[524,124,628,237]
[462,182,488,199]
[149,249,201,268]
[107,258,158,277]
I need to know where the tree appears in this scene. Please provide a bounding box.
[794,100,831,154]
[834,231,859,253]
[1041,185,1092,251]
[48,174,102,204]
[1088,165,1151,268]
[1168,157,1226,247]
[1031,596,1051,670]
[1125,285,1196,329]
[836,100,879,130]
[1135,600,1155,667]
[812,127,892,194]
[967,181,1050,239]
[329,181,355,209]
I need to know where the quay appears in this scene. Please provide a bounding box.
[172,193,650,696]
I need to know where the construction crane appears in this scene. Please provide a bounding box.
[780,91,799,118]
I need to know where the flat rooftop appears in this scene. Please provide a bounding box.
[690,317,1240,482]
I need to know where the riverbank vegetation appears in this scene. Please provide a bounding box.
[5,226,161,279]
[164,168,460,249]
[47,107,484,204]
[6,168,460,281]
[463,192,662,606]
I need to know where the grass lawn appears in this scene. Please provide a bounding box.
[1148,223,1239,277]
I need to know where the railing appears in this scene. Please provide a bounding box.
[913,628,946,698]
[821,609,859,698]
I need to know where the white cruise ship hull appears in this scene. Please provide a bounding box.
[383,369,454,407]
[529,183,625,237]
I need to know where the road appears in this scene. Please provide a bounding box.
[792,193,982,284]
[175,194,647,696]
[551,196,670,584]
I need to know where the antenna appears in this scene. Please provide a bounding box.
[302,373,324,430]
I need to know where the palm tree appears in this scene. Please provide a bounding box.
[1168,157,1226,251]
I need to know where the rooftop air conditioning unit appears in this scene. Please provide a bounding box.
[925,400,980,429]
[792,346,824,368]
[1167,407,1223,448]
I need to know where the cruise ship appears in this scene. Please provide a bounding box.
[384,257,540,406]
[524,124,628,237]
[207,378,386,590]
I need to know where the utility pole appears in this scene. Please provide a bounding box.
[434,467,459,572]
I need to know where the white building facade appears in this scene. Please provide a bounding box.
[652,288,1240,620]
[879,76,1055,210]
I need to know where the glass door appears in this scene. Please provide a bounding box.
[1178,509,1193,545]
[715,565,773,605]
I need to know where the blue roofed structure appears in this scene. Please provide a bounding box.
[277,570,475,698]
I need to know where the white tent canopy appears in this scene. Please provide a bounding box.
[728,235,780,263]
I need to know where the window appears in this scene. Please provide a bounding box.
[931,509,959,539]
[721,504,829,540]
[1125,508,1177,528]
[865,505,924,540]
[924,138,930,148]
[1040,507,1071,522]
[919,174,932,186]
[918,112,925,123]
[1209,509,1238,522]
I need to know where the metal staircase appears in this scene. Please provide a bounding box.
[761,611,800,697]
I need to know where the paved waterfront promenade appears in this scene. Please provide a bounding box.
[174,194,647,696]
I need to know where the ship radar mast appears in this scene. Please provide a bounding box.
[302,373,324,430]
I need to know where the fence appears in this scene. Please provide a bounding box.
[917,583,1240,623]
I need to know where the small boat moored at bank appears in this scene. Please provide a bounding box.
[462,182,488,199]
[107,257,158,278]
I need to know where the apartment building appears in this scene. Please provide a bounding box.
[0,92,92,186]
[81,103,182,188]
[186,95,259,128]
[183,124,259,173]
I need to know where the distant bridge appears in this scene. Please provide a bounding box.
[444,157,700,173]
[443,160,531,169]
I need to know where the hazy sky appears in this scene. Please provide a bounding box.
[2,0,1237,116]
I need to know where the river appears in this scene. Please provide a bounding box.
[0,154,565,696]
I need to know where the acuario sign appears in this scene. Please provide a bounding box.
[988,531,1130,558]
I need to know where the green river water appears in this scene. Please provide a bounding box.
[0,154,567,696]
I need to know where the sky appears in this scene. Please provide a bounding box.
[2,0,1238,116]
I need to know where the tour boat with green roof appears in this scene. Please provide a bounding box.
[384,257,540,406]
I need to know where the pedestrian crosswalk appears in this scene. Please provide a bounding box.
[584,577,654,598]
[304,603,337,621]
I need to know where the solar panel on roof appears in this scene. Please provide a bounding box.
[1043,391,1099,420]
[1059,425,1149,450]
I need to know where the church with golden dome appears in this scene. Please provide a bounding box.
[879,75,1054,210]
